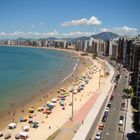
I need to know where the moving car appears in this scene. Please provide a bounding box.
[95,132,101,140]
[98,123,104,130]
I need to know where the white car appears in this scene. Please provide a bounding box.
[118,120,123,126]
[105,107,109,112]
[95,132,101,140]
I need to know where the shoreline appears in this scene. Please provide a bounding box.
[0,47,85,130]
[0,54,107,140]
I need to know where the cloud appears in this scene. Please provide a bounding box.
[61,16,102,27]
[0,30,95,38]
[100,26,138,35]
[63,31,95,37]
[0,30,59,38]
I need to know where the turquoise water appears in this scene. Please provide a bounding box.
[0,46,77,112]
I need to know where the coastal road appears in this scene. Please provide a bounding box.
[89,59,129,140]
[100,66,127,140]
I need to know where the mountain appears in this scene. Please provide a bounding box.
[91,32,120,41]
[72,32,120,42]
[73,36,90,42]
[47,37,57,41]
[14,32,120,42]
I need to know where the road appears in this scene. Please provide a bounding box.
[100,66,127,140]
[89,58,129,140]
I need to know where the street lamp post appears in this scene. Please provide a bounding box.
[99,69,101,89]
[71,92,74,121]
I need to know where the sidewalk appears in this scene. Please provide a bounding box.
[124,99,134,137]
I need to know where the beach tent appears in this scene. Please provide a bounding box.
[0,132,3,137]
[4,133,11,139]
[19,117,27,122]
[60,87,66,92]
[19,132,28,139]
[52,98,57,103]
[31,122,39,128]
[59,101,64,106]
[23,126,30,132]
[15,133,20,139]
[47,103,55,109]
[8,122,16,129]
[29,114,33,118]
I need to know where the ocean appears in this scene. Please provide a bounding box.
[0,46,77,112]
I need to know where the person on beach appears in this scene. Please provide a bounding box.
[49,126,51,129]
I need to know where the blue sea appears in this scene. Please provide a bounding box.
[0,46,77,112]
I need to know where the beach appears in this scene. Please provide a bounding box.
[0,49,108,140]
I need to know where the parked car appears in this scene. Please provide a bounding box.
[107,101,111,108]
[120,115,124,120]
[98,123,104,130]
[110,93,114,100]
[104,111,109,118]
[105,107,109,112]
[118,120,123,126]
[102,116,107,122]
[95,132,101,140]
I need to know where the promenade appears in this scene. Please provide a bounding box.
[53,58,115,140]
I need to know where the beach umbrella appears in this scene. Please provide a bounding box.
[19,117,24,122]
[38,107,42,111]
[19,131,28,139]
[31,122,39,128]
[52,98,57,103]
[28,118,33,123]
[23,126,30,132]
[8,122,16,129]
[46,101,50,105]
[28,108,34,113]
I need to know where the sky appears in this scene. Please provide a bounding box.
[0,0,140,38]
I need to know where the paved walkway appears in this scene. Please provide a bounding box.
[73,91,99,123]
[123,99,134,140]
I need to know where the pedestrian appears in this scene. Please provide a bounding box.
[119,127,120,132]
[49,126,51,130]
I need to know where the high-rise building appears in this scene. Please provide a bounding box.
[123,39,134,69]
[112,43,118,60]
[117,38,124,63]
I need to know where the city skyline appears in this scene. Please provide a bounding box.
[0,0,140,38]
